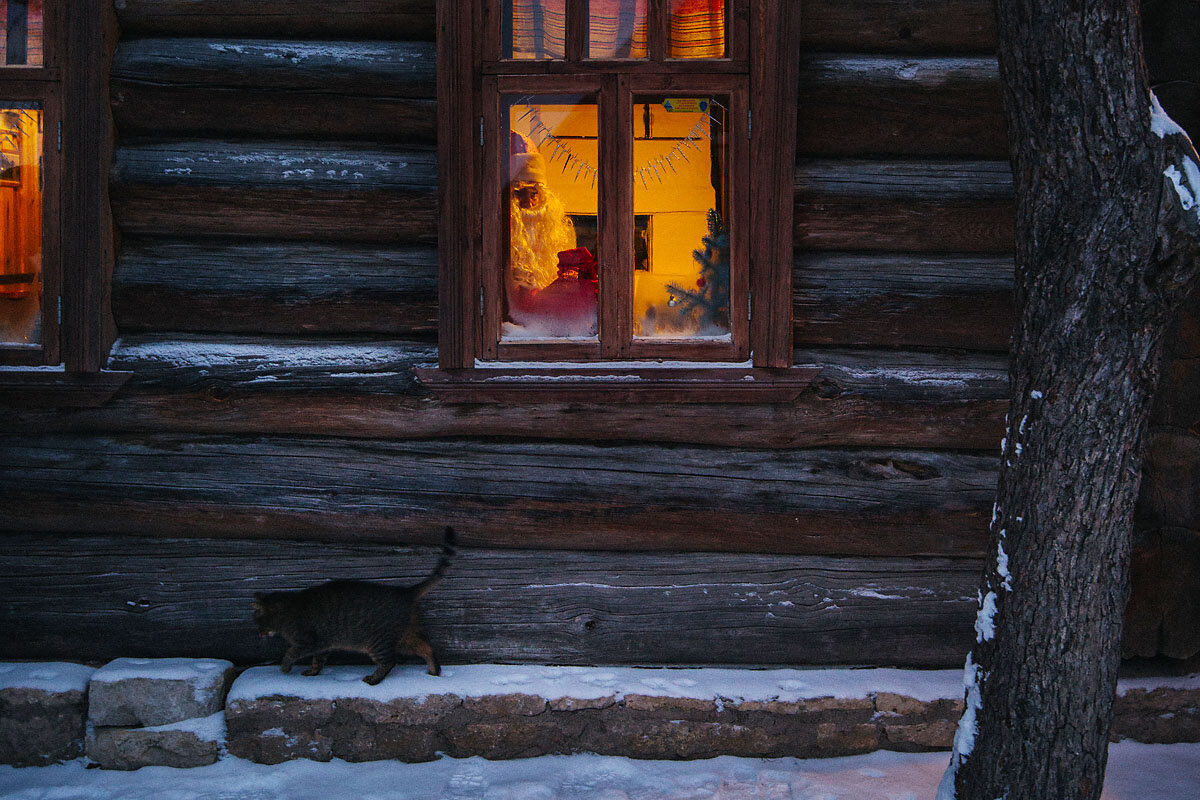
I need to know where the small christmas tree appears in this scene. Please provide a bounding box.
[666,209,730,333]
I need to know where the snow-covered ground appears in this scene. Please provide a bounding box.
[2,742,1197,800]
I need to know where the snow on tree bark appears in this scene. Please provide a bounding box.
[941,1,1200,799]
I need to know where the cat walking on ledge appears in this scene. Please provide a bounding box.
[251,527,457,685]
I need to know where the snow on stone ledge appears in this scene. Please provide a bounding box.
[92,658,233,701]
[230,665,969,706]
[0,662,95,694]
[230,664,1200,708]
[142,712,227,744]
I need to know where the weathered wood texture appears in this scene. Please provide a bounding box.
[114,0,997,52]
[112,239,438,335]
[0,533,980,665]
[794,160,1015,252]
[110,141,438,242]
[111,242,1013,348]
[110,39,1002,156]
[111,39,436,142]
[1125,304,1200,659]
[0,433,997,557]
[800,0,997,53]
[111,146,1012,253]
[7,336,1008,450]
[796,57,1006,157]
[114,0,437,40]
[794,253,1014,351]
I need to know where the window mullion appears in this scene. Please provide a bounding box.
[598,73,633,359]
[566,0,588,61]
[647,0,667,63]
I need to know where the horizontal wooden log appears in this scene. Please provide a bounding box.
[0,433,997,556]
[112,88,436,143]
[110,40,999,156]
[116,0,994,53]
[111,141,438,242]
[797,56,1006,158]
[113,39,437,96]
[110,240,1014,346]
[795,160,1015,252]
[800,0,996,53]
[112,238,438,335]
[9,335,1009,450]
[794,253,1014,351]
[115,0,436,40]
[111,39,437,141]
[0,533,979,666]
[113,145,1011,251]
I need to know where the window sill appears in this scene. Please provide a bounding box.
[0,369,133,407]
[413,366,820,404]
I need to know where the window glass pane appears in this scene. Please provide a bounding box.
[505,0,566,60]
[0,1,43,67]
[633,96,730,340]
[0,102,43,347]
[503,94,599,341]
[588,0,647,59]
[668,0,725,59]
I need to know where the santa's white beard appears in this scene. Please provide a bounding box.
[510,197,575,290]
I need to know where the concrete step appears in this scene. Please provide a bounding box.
[225,665,1200,764]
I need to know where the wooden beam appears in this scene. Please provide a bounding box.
[0,432,998,556]
[5,336,1010,450]
[800,0,997,54]
[794,253,1014,351]
[110,141,437,242]
[435,0,477,368]
[796,56,1006,158]
[112,39,437,96]
[114,0,437,40]
[749,0,800,367]
[110,40,1002,156]
[795,160,1015,252]
[0,533,980,666]
[112,239,438,335]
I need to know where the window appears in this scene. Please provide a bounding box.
[434,0,798,391]
[0,4,125,402]
[0,1,57,366]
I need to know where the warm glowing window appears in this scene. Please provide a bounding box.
[438,1,797,372]
[0,0,57,367]
[0,102,43,348]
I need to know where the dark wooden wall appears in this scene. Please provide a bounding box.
[0,0,1133,666]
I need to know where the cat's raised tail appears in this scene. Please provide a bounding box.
[412,526,457,599]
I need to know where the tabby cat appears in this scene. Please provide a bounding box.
[251,527,456,685]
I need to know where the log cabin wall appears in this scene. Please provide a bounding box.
[0,0,1116,667]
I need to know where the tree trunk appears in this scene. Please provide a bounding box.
[941,2,1200,799]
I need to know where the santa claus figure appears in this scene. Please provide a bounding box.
[508,130,576,293]
[506,131,599,337]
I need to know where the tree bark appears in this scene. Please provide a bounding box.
[942,1,1200,799]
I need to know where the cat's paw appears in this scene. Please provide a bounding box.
[302,668,322,676]
[280,663,293,674]
[362,674,383,685]
[427,666,441,676]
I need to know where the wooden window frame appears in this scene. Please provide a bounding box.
[0,3,129,405]
[429,0,801,400]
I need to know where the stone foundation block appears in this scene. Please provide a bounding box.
[87,713,225,770]
[1112,686,1200,743]
[89,658,235,727]
[0,663,94,766]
